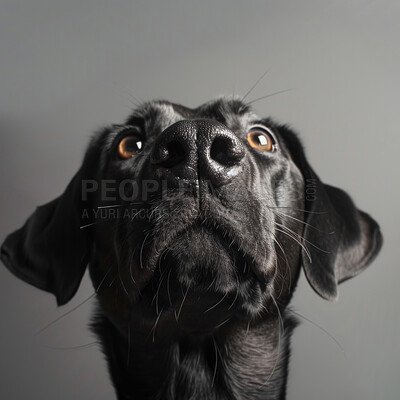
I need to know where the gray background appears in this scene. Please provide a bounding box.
[0,1,398,399]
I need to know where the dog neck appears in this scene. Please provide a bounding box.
[93,311,297,400]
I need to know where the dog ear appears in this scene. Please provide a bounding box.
[0,143,99,306]
[280,125,383,301]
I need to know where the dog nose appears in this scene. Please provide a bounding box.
[150,119,245,187]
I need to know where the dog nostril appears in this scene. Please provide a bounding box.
[154,140,186,168]
[210,137,244,166]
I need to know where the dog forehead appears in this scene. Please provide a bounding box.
[126,97,258,135]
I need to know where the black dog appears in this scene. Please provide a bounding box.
[1,97,382,399]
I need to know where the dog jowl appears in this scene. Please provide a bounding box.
[1,97,382,399]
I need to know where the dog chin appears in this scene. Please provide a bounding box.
[157,226,245,286]
[142,226,271,322]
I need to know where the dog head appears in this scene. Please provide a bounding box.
[1,97,382,335]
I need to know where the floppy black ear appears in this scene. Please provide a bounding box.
[280,125,383,301]
[0,145,99,306]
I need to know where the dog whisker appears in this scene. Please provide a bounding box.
[166,268,173,306]
[266,204,329,215]
[40,342,100,351]
[80,210,134,230]
[205,277,217,292]
[96,202,143,209]
[80,220,109,229]
[204,293,228,314]
[247,89,293,106]
[276,222,331,254]
[35,268,113,336]
[176,285,190,321]
[282,305,345,356]
[243,262,247,274]
[152,266,170,315]
[150,306,164,343]
[241,67,271,103]
[271,208,334,234]
[35,293,97,336]
[211,337,219,387]
[128,248,137,284]
[214,316,233,330]
[275,226,313,263]
[245,320,251,339]
[139,232,151,270]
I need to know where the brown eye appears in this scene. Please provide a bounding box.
[246,127,276,152]
[117,136,143,159]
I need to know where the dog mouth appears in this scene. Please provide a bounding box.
[147,217,272,275]
[137,219,275,327]
[153,221,264,278]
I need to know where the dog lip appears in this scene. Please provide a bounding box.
[148,217,270,289]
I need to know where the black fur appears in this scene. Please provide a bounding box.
[1,97,382,399]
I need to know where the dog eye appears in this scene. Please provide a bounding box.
[247,127,276,152]
[117,136,143,159]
